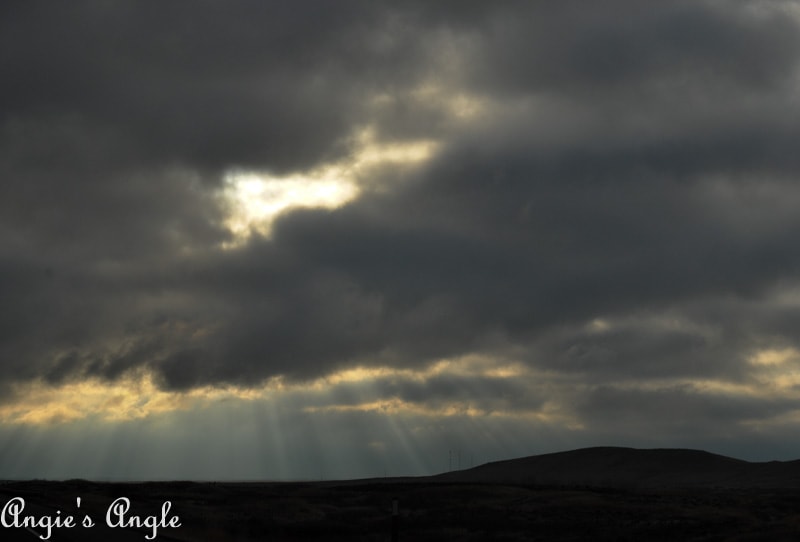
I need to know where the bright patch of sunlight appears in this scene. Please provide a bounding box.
[219,128,438,247]
[313,354,530,389]
[749,347,800,366]
[0,372,276,425]
[221,169,358,243]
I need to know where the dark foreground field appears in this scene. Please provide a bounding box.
[5,449,800,541]
[4,478,800,541]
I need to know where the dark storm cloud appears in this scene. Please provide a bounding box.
[537,321,734,381]
[577,384,800,430]
[3,0,800,404]
[0,1,418,172]
[0,0,436,386]
[467,0,800,95]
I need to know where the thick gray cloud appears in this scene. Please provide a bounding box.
[0,1,399,171]
[467,1,800,95]
[3,0,800,465]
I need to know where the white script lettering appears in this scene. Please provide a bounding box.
[106,497,181,540]
[1,497,76,540]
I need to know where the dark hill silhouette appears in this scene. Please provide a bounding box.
[432,447,800,488]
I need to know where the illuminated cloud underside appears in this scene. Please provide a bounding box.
[2,356,534,424]
[5,348,800,435]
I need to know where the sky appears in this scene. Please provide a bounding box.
[3,0,800,480]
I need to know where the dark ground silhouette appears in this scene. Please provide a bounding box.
[4,448,800,541]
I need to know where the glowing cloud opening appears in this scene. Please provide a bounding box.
[219,128,438,247]
[220,169,359,246]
